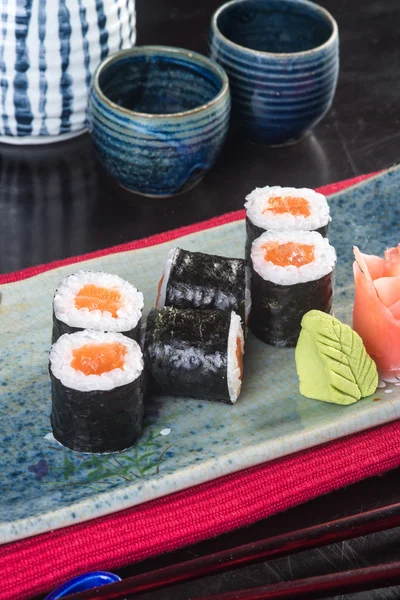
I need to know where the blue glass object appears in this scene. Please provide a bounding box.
[44,571,121,600]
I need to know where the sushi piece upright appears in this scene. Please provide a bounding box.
[52,271,144,344]
[156,248,251,325]
[250,230,336,347]
[245,186,331,260]
[144,307,244,404]
[49,330,144,453]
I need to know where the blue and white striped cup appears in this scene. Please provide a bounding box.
[0,0,135,145]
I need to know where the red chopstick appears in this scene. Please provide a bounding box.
[191,561,400,600]
[61,501,400,600]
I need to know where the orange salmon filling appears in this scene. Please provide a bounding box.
[262,242,315,267]
[71,342,127,376]
[156,275,165,305]
[236,337,244,381]
[263,196,311,217]
[74,285,122,318]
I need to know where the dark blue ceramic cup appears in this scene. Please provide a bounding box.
[88,46,230,197]
[209,0,339,145]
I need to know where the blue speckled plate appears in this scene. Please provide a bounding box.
[1,167,400,545]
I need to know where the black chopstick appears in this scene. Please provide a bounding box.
[191,561,400,600]
[61,501,400,600]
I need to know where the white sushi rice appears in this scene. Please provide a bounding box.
[53,271,144,332]
[156,248,176,309]
[245,186,331,231]
[49,329,143,392]
[227,311,245,403]
[251,230,336,286]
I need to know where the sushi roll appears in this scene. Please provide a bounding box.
[49,330,144,453]
[245,186,331,260]
[156,248,251,325]
[52,271,144,344]
[144,307,244,404]
[250,231,336,347]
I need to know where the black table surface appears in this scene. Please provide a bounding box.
[2,0,399,598]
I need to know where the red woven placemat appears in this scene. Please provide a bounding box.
[2,172,399,600]
[0,173,374,286]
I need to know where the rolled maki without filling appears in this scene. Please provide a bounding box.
[156,248,251,325]
[144,307,244,404]
[49,330,144,453]
[250,230,336,347]
[245,186,331,260]
[52,271,144,343]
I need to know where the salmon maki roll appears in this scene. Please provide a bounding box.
[144,307,244,404]
[156,248,251,326]
[245,186,330,260]
[52,271,144,343]
[353,245,400,382]
[49,330,144,453]
[250,231,336,347]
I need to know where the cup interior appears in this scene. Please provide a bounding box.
[215,0,334,54]
[99,51,224,115]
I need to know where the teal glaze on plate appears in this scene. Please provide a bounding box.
[88,46,230,197]
[1,166,400,544]
[209,0,339,145]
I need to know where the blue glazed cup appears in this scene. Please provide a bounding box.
[88,46,230,197]
[209,0,339,145]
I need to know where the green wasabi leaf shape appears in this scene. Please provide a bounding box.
[295,310,378,405]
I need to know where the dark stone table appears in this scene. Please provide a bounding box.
[2,1,399,598]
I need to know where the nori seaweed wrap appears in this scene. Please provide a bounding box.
[144,307,244,404]
[49,330,144,453]
[250,231,336,347]
[156,248,250,324]
[250,271,334,347]
[52,271,143,344]
[51,311,141,344]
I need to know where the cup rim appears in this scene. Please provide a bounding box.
[91,45,230,119]
[210,0,338,58]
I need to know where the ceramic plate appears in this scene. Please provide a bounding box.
[1,167,400,545]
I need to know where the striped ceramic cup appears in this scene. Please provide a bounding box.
[0,0,136,145]
[88,46,230,197]
[209,0,339,145]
